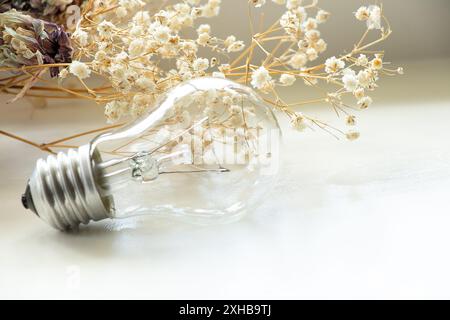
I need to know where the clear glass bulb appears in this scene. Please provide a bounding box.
[22,77,281,230]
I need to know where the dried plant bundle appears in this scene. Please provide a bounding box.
[0,0,401,154]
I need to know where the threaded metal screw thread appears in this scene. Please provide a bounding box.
[27,145,111,230]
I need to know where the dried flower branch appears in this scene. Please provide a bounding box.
[0,0,401,154]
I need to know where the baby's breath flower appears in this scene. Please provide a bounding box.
[69,61,91,79]
[131,93,154,117]
[119,0,145,11]
[196,24,211,34]
[94,50,108,62]
[287,0,302,10]
[58,68,68,79]
[305,29,321,42]
[201,0,221,17]
[356,54,369,66]
[316,10,330,23]
[355,6,370,21]
[116,7,128,18]
[371,57,383,70]
[303,18,317,31]
[280,74,296,86]
[325,56,345,74]
[358,96,373,109]
[280,11,300,35]
[136,77,156,91]
[224,35,236,47]
[227,41,245,53]
[291,113,308,131]
[357,70,371,88]
[128,39,145,57]
[197,32,210,46]
[346,130,360,141]
[342,72,359,92]
[289,53,307,69]
[314,39,327,53]
[306,47,318,61]
[355,5,382,30]
[367,5,382,30]
[353,88,365,100]
[72,29,89,47]
[251,66,272,90]
[346,115,356,126]
[97,20,115,37]
[193,58,209,72]
[212,72,225,78]
[154,25,171,43]
[251,0,266,7]
[105,100,128,123]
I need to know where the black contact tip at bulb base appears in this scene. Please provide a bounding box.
[21,182,38,216]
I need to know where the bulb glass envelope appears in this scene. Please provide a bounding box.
[93,78,281,223]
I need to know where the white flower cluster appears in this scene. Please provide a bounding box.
[251,66,273,91]
[324,53,384,110]
[61,1,397,142]
[66,0,247,123]
[68,61,91,79]
[355,5,382,30]
[248,0,329,92]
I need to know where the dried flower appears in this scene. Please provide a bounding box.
[355,6,370,21]
[0,0,85,24]
[366,5,382,30]
[316,10,330,23]
[353,88,365,100]
[356,54,369,66]
[97,20,116,38]
[346,130,360,141]
[355,5,382,30]
[0,10,72,76]
[69,60,90,79]
[191,58,208,73]
[325,56,345,74]
[104,100,128,123]
[251,66,272,90]
[346,115,356,126]
[371,57,383,70]
[358,96,373,109]
[357,70,371,88]
[342,70,359,92]
[291,113,308,131]
[0,0,400,150]
[289,53,307,69]
[279,73,296,86]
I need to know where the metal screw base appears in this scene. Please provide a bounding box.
[26,145,111,230]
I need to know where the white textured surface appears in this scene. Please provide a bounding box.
[1,59,450,299]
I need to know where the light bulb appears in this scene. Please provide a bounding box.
[22,77,281,230]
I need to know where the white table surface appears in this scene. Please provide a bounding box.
[1,59,450,299]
